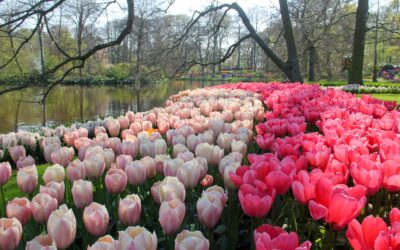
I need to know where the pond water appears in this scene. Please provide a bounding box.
[0,80,225,133]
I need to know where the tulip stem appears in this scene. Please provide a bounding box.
[0,185,5,217]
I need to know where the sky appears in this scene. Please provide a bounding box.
[166,0,279,15]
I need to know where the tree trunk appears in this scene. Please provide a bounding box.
[350,0,369,85]
[237,24,241,69]
[278,0,303,83]
[372,0,379,82]
[308,45,316,81]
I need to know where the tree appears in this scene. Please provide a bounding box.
[350,0,369,84]
[170,1,304,82]
[0,0,135,100]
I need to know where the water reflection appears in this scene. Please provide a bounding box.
[0,80,223,133]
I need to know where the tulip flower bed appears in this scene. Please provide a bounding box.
[0,82,398,249]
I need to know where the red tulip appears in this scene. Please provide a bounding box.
[346,215,388,250]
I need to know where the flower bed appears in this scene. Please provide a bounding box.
[0,82,398,249]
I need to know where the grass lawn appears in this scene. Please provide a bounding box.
[2,164,50,201]
[358,93,400,103]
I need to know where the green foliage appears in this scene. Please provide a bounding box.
[105,63,131,79]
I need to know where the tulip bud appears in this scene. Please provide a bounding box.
[84,154,106,178]
[66,159,86,183]
[125,160,147,186]
[88,235,118,250]
[40,181,65,204]
[196,192,224,228]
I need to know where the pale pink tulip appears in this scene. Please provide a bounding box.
[175,230,209,250]
[118,194,141,226]
[0,217,23,250]
[31,193,58,224]
[0,162,11,186]
[44,143,61,164]
[47,205,76,249]
[16,156,35,170]
[120,141,138,159]
[51,147,74,167]
[125,160,147,186]
[163,158,184,177]
[196,192,224,228]
[105,168,127,194]
[17,165,38,193]
[9,145,26,163]
[159,199,185,234]
[67,159,86,182]
[107,119,121,137]
[118,226,157,250]
[154,154,170,173]
[88,235,118,250]
[158,176,186,203]
[42,164,65,184]
[71,180,93,209]
[195,143,224,165]
[26,234,57,250]
[176,160,201,188]
[6,197,31,225]
[115,154,133,171]
[84,154,106,178]
[40,181,65,204]
[141,156,156,178]
[83,202,109,236]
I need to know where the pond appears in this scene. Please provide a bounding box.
[0,80,225,133]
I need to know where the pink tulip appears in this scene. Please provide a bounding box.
[238,184,276,218]
[6,197,31,225]
[291,170,317,205]
[102,148,116,169]
[0,217,23,250]
[119,194,141,226]
[95,126,107,136]
[83,202,109,236]
[67,159,86,182]
[217,133,234,153]
[382,160,400,192]
[231,140,247,156]
[154,154,170,173]
[9,145,26,163]
[26,234,57,250]
[159,199,185,234]
[31,193,58,224]
[71,180,93,209]
[84,154,106,178]
[64,131,79,147]
[175,230,209,250]
[254,224,312,250]
[139,140,156,157]
[47,205,76,249]
[187,134,203,153]
[17,165,38,193]
[118,226,157,250]
[155,139,167,155]
[40,181,65,204]
[305,143,331,171]
[125,160,147,186]
[16,156,35,170]
[88,235,118,250]
[0,162,11,186]
[106,137,122,155]
[141,156,156,178]
[105,168,127,194]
